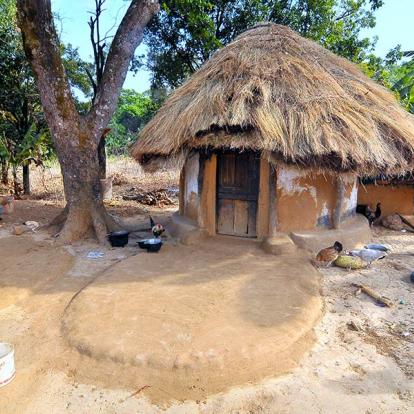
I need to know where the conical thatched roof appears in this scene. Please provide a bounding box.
[132,23,414,174]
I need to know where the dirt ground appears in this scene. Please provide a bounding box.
[61,236,321,403]
[0,161,413,413]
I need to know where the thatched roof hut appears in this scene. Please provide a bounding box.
[131,23,414,243]
[132,23,414,175]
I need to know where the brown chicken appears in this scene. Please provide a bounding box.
[314,241,343,267]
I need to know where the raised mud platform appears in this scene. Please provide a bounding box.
[169,212,371,255]
[290,215,371,253]
[62,237,322,403]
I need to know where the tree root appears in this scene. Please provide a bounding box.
[48,205,69,228]
[50,204,126,245]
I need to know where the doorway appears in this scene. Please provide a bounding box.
[216,150,260,237]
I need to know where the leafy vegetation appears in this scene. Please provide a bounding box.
[106,89,159,155]
[0,0,50,194]
[391,51,414,113]
[144,0,385,89]
[0,0,157,194]
[1,0,413,202]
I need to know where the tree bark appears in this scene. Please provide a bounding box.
[57,131,119,242]
[17,0,159,243]
[12,165,20,197]
[23,164,30,195]
[1,161,9,185]
[97,135,106,179]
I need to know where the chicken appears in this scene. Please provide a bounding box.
[314,241,343,267]
[350,248,386,266]
[367,202,381,226]
[357,202,381,226]
[149,215,165,238]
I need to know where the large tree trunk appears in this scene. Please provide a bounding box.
[49,122,121,243]
[58,152,116,243]
[17,0,159,243]
[23,164,30,195]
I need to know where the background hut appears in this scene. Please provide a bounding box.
[132,23,414,241]
[358,174,414,217]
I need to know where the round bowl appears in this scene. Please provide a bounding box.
[108,231,129,247]
[137,238,162,253]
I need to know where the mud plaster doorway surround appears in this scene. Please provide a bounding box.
[199,152,271,240]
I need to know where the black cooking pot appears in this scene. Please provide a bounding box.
[108,230,129,247]
[137,238,162,253]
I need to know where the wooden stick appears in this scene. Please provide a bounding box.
[352,283,394,308]
[333,177,345,229]
[127,385,150,399]
[398,214,414,230]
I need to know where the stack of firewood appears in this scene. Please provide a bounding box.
[122,187,177,207]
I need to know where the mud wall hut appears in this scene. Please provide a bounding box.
[132,23,414,239]
[358,175,414,217]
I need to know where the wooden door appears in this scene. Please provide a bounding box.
[217,151,260,237]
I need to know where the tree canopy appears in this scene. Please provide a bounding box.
[145,0,384,89]
[106,89,159,155]
[391,50,414,114]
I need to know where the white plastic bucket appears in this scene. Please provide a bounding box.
[0,343,15,387]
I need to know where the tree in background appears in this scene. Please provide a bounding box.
[58,0,154,179]
[0,120,52,195]
[61,44,159,157]
[17,0,159,243]
[145,0,384,89]
[392,50,414,114]
[106,89,158,155]
[0,0,49,195]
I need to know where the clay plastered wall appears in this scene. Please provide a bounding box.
[183,153,200,221]
[340,174,358,220]
[358,184,414,216]
[276,166,337,232]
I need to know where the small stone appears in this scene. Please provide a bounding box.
[347,321,361,332]
[12,224,29,235]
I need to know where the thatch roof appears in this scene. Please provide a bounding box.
[131,23,414,174]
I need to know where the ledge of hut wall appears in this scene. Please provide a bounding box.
[290,214,371,254]
[181,152,200,222]
[358,183,414,216]
[275,165,337,232]
[198,154,217,235]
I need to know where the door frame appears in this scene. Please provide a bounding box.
[198,150,270,239]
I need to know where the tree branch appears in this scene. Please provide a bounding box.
[88,0,159,137]
[335,8,354,22]
[84,66,98,102]
[17,0,78,135]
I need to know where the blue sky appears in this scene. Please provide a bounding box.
[52,0,414,93]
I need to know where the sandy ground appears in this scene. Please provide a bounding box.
[61,237,321,403]
[0,198,413,413]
